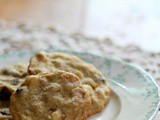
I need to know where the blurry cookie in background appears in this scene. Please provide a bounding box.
[0,63,28,99]
[0,63,28,119]
[0,101,12,120]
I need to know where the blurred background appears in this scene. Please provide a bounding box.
[0,0,160,51]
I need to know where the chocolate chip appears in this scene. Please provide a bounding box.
[0,87,11,100]
[16,88,23,96]
[49,108,56,112]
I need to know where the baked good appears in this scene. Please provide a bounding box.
[28,51,111,116]
[0,100,12,120]
[0,63,27,78]
[0,63,28,99]
[10,71,91,120]
[0,63,28,119]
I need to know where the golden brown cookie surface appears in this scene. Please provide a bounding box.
[0,63,28,119]
[10,71,91,120]
[28,51,111,116]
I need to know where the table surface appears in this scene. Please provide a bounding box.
[0,0,159,119]
[0,0,160,52]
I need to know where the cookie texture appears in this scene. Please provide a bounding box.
[28,51,111,116]
[0,100,12,120]
[0,63,28,99]
[0,63,28,119]
[10,71,91,120]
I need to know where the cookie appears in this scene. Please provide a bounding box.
[0,63,28,78]
[0,63,28,119]
[0,63,28,99]
[10,71,91,120]
[0,100,12,120]
[28,51,111,116]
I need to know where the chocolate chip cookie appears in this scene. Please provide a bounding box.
[0,63,28,99]
[0,100,12,120]
[28,51,111,116]
[10,71,91,120]
[0,63,28,119]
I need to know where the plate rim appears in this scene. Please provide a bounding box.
[0,49,160,120]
